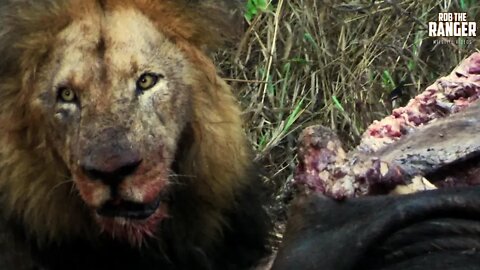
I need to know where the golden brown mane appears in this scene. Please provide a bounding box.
[0,0,251,247]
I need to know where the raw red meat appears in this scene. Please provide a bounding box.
[295,53,480,199]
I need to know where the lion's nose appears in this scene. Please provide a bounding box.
[81,150,142,186]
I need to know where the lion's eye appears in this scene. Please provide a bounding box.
[136,73,161,91]
[58,87,77,102]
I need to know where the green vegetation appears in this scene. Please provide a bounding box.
[219,0,480,196]
[245,0,270,21]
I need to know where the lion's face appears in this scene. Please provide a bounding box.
[31,8,193,241]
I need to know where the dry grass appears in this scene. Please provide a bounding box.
[216,0,480,210]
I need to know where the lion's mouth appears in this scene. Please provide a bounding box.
[96,196,162,220]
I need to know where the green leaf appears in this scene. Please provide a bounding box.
[460,0,467,11]
[407,60,415,72]
[332,96,345,112]
[303,32,319,49]
[245,0,270,21]
[382,70,395,89]
[267,74,275,95]
[284,97,305,132]
[257,0,268,10]
[245,0,257,21]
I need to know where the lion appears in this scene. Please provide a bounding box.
[0,0,270,269]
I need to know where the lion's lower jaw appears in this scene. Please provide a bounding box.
[95,204,168,246]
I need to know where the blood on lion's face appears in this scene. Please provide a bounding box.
[32,7,194,244]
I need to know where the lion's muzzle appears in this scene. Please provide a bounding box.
[75,127,168,224]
